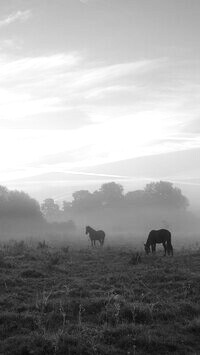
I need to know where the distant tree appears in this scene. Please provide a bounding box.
[99,182,124,206]
[63,201,72,213]
[62,201,73,221]
[41,198,60,220]
[144,181,174,195]
[0,186,9,198]
[8,190,43,218]
[91,190,103,208]
[124,190,146,207]
[72,190,93,211]
[0,185,43,219]
[72,190,92,202]
[0,186,9,215]
[144,181,189,209]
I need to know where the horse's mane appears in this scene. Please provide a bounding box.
[86,226,96,232]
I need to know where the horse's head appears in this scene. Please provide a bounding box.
[144,243,150,255]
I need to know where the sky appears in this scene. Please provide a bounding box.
[0,0,200,205]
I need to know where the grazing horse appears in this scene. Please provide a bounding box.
[144,229,173,256]
[86,226,105,247]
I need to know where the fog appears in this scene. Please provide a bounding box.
[0,181,199,251]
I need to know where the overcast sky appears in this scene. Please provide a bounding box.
[0,0,200,202]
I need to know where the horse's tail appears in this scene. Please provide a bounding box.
[167,233,173,255]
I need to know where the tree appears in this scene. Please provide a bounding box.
[99,182,124,206]
[145,181,174,195]
[144,181,189,209]
[124,190,146,207]
[72,190,92,202]
[63,201,72,212]
[72,190,93,210]
[0,185,43,219]
[8,190,43,218]
[41,198,60,220]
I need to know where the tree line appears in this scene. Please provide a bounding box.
[41,181,189,221]
[0,181,193,236]
[0,181,189,222]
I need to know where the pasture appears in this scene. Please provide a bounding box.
[0,240,200,354]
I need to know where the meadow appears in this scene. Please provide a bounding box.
[0,239,200,355]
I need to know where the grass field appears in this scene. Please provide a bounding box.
[0,240,200,355]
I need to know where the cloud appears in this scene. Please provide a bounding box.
[0,51,200,182]
[0,53,80,78]
[0,10,31,27]
[0,53,161,127]
[0,53,82,123]
[84,85,137,99]
[71,59,164,90]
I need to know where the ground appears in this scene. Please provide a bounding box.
[0,240,200,355]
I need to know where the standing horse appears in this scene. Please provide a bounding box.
[86,226,105,247]
[144,229,173,256]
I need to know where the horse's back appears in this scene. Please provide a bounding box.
[149,229,171,243]
[97,230,105,238]
[158,229,171,240]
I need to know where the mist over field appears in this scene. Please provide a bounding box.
[0,181,199,250]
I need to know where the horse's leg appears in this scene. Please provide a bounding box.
[166,242,171,255]
[163,242,166,256]
[169,243,173,256]
[167,243,172,255]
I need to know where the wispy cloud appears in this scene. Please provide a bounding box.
[0,54,160,126]
[84,85,137,99]
[71,59,164,90]
[0,10,31,27]
[0,53,80,78]
[0,51,200,182]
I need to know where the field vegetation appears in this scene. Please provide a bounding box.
[1,239,200,355]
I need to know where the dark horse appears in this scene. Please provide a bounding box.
[144,229,173,256]
[86,226,105,247]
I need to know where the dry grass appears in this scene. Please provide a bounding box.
[0,241,200,354]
